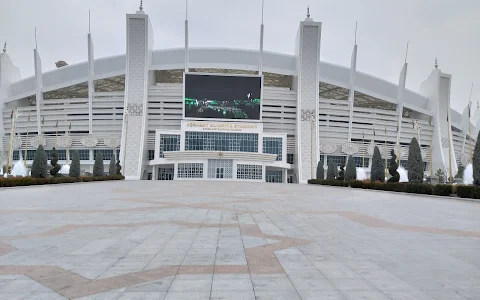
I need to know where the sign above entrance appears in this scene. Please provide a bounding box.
[181,120,263,134]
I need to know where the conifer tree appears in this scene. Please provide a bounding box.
[31,145,48,178]
[326,159,336,180]
[69,150,81,177]
[407,137,424,183]
[316,161,324,180]
[109,158,116,175]
[93,152,104,177]
[473,131,480,185]
[387,149,400,182]
[345,155,357,181]
[370,146,384,182]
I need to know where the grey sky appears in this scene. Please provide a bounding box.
[1,0,478,113]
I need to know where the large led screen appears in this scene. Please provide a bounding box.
[184,73,262,120]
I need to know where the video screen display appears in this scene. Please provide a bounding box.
[184,73,262,120]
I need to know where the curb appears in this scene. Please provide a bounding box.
[309,184,480,203]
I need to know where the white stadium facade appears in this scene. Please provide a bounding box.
[0,5,477,183]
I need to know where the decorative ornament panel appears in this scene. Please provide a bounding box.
[0,151,5,163]
[341,143,358,155]
[441,138,448,148]
[104,136,121,148]
[30,136,46,148]
[301,109,316,121]
[127,103,143,116]
[13,136,23,150]
[56,135,72,148]
[81,135,98,148]
[320,141,337,154]
[460,154,470,166]
[123,116,143,176]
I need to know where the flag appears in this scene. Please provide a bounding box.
[68,121,72,131]
[28,112,30,122]
[373,128,376,136]
[41,117,45,125]
[384,126,387,135]
[428,116,432,126]
[55,120,58,128]
[468,102,471,118]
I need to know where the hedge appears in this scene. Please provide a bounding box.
[0,175,125,188]
[308,179,460,197]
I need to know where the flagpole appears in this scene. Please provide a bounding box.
[447,115,453,182]
[362,131,365,168]
[429,135,433,178]
[384,126,387,181]
[468,83,473,162]
[67,121,71,165]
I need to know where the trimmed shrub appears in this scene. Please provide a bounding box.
[50,147,61,176]
[473,131,480,185]
[116,160,122,175]
[316,161,324,180]
[349,180,364,188]
[93,152,104,177]
[69,151,81,177]
[109,158,116,175]
[433,184,453,196]
[31,145,48,178]
[326,159,336,180]
[407,137,424,183]
[456,185,476,198]
[370,146,384,182]
[387,149,400,182]
[337,165,345,181]
[345,156,356,181]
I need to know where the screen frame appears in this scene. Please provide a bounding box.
[182,72,263,122]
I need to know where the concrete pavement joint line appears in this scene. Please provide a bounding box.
[0,221,311,298]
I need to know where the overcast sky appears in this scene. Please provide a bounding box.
[1,0,479,113]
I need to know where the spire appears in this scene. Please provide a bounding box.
[261,0,264,24]
[404,41,409,63]
[2,41,6,53]
[139,0,143,11]
[354,22,357,45]
[435,57,438,69]
[307,5,310,19]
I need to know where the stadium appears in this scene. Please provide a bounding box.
[0,4,476,183]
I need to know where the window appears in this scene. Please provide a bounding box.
[13,149,91,161]
[266,170,283,183]
[352,157,370,168]
[400,160,427,171]
[159,134,180,158]
[207,159,233,179]
[148,150,155,160]
[326,155,346,167]
[177,163,203,178]
[94,149,117,160]
[237,164,262,180]
[185,132,258,153]
[76,150,91,161]
[263,137,282,161]
[287,153,294,164]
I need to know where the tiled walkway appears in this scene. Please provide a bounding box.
[0,181,479,299]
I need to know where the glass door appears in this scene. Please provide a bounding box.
[216,167,224,179]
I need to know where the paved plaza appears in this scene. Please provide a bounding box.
[0,181,478,300]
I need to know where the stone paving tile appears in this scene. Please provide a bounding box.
[0,181,479,299]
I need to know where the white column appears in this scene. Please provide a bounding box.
[420,67,457,176]
[152,166,158,180]
[347,45,357,142]
[395,63,408,147]
[120,10,154,180]
[294,16,322,183]
[87,33,95,134]
[34,49,43,134]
